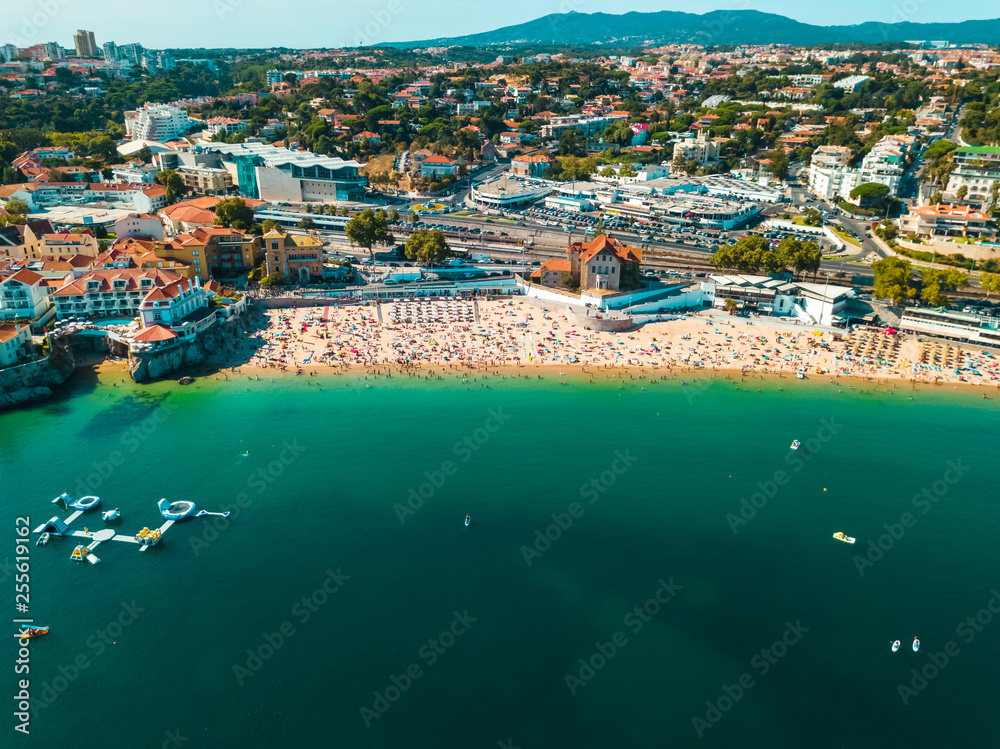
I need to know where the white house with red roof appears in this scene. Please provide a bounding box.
[0,268,53,321]
[138,275,213,339]
[419,154,459,177]
[52,259,208,334]
[0,323,30,367]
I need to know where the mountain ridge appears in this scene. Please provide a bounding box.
[383,10,1000,48]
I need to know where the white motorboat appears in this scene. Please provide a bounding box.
[892,640,900,652]
[790,440,800,450]
[36,532,50,546]
[465,514,471,527]
[913,637,920,652]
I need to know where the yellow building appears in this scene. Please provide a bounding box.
[152,227,262,280]
[263,228,323,284]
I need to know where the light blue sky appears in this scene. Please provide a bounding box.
[6,0,997,50]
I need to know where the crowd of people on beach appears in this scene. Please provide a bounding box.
[218,297,999,388]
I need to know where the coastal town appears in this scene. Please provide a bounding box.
[2,27,1000,406]
[5,10,1000,749]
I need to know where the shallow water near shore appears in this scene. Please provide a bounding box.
[2,373,999,748]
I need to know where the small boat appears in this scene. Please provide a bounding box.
[465,515,471,527]
[892,640,900,652]
[832,532,856,544]
[913,637,920,652]
[36,532,50,547]
[102,508,121,522]
[790,440,800,450]
[16,626,49,640]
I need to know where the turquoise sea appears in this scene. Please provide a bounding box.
[2,370,999,748]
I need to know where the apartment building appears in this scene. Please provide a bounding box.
[177,165,234,196]
[0,269,52,321]
[126,104,195,142]
[945,146,1000,205]
[898,204,997,241]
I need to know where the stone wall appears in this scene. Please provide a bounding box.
[0,338,76,411]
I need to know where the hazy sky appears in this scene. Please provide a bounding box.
[6,0,997,50]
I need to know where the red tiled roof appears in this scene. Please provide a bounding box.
[133,324,177,342]
[1,268,43,286]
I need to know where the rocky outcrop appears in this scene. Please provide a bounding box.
[129,317,245,382]
[0,339,76,411]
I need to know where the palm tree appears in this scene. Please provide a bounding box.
[724,297,738,315]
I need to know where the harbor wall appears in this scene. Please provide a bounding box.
[0,338,76,411]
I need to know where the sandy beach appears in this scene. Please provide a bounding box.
[121,298,998,391]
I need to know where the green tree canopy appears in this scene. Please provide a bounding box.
[776,237,821,279]
[261,219,284,234]
[213,197,255,230]
[345,208,394,261]
[404,228,449,266]
[155,169,186,204]
[849,182,890,202]
[3,197,29,215]
[872,256,914,305]
[711,234,781,274]
[920,268,967,307]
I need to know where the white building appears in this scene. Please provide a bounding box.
[114,213,165,241]
[0,269,52,321]
[112,162,161,184]
[709,274,854,326]
[833,75,870,93]
[126,104,195,142]
[0,324,31,367]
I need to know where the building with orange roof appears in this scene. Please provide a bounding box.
[511,153,552,178]
[563,234,642,292]
[52,257,212,338]
[0,323,31,367]
[263,227,323,284]
[0,268,52,321]
[898,204,997,242]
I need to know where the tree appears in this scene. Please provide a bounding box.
[956,185,968,202]
[723,297,738,315]
[135,145,152,163]
[389,208,400,222]
[299,216,315,230]
[404,228,449,266]
[345,209,394,262]
[409,210,419,223]
[849,182,890,208]
[261,219,284,235]
[931,189,943,205]
[980,272,1000,299]
[920,268,967,307]
[304,204,313,214]
[711,234,781,274]
[765,147,789,181]
[802,209,823,227]
[156,169,186,204]
[213,198,255,230]
[989,180,999,214]
[776,237,821,279]
[4,197,29,215]
[875,220,898,243]
[260,272,285,288]
[872,256,914,305]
